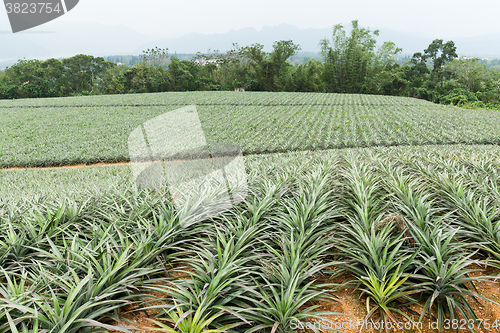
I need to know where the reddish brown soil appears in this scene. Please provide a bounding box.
[109,268,500,333]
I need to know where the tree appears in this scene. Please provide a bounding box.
[270,40,301,91]
[167,57,200,91]
[399,39,457,101]
[241,43,267,91]
[61,55,115,95]
[320,20,380,93]
[410,39,457,84]
[0,69,17,99]
[141,47,169,69]
[193,45,246,90]
[445,58,490,93]
[41,58,64,96]
[424,39,457,74]
[241,40,300,91]
[365,41,403,94]
[490,69,500,99]
[291,59,323,92]
[125,62,167,93]
[2,59,56,98]
[99,65,127,94]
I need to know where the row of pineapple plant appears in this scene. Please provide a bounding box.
[2,147,500,332]
[4,91,500,169]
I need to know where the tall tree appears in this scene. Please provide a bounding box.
[41,58,64,96]
[61,55,115,95]
[365,41,402,94]
[291,59,323,92]
[242,40,300,91]
[271,40,301,91]
[411,39,457,83]
[320,20,380,93]
[2,59,55,98]
[445,58,490,93]
[125,62,167,93]
[194,44,248,90]
[141,47,169,69]
[167,57,200,91]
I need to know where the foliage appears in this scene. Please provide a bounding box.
[125,62,167,93]
[61,55,116,96]
[241,40,301,91]
[167,57,202,91]
[0,22,499,108]
[141,47,169,69]
[320,20,380,93]
[3,144,500,331]
[438,88,482,106]
[445,58,491,93]
[1,59,58,98]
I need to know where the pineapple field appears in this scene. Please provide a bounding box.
[2,92,500,332]
[1,92,500,168]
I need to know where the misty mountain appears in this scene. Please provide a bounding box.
[0,33,51,62]
[140,25,500,58]
[453,33,500,58]
[1,22,500,67]
[138,24,427,54]
[0,21,159,62]
[24,21,160,58]
[136,25,332,54]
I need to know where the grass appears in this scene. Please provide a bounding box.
[2,91,500,167]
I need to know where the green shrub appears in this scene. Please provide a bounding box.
[439,88,480,106]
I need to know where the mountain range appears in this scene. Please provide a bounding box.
[1,22,500,67]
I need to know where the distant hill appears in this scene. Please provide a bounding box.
[23,21,159,58]
[0,21,159,62]
[136,24,432,54]
[1,22,500,67]
[453,33,500,58]
[0,33,51,62]
[135,25,331,54]
[137,25,500,58]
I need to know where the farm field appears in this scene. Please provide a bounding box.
[1,144,499,203]
[1,91,500,168]
[2,92,500,333]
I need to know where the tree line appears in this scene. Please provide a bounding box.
[1,20,499,109]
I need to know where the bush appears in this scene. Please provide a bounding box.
[439,88,480,106]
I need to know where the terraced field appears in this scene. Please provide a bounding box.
[2,92,500,333]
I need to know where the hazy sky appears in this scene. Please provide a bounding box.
[1,0,499,38]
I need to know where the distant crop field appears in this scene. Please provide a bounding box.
[1,91,500,168]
